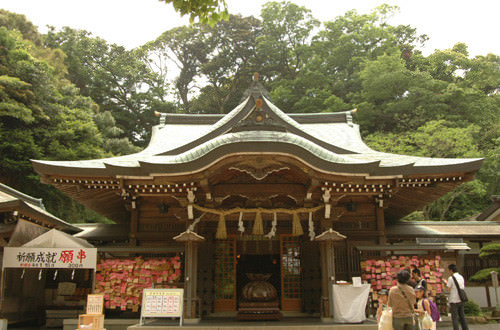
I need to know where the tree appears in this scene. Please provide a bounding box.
[311,4,427,105]
[258,1,319,81]
[469,243,500,283]
[193,14,262,114]
[364,120,488,220]
[141,25,212,113]
[159,0,228,26]
[45,27,162,146]
[0,26,109,222]
[0,9,42,45]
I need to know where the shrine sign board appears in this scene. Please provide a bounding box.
[140,288,184,326]
[2,247,97,269]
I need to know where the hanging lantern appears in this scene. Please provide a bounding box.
[216,214,227,239]
[252,212,264,235]
[292,213,304,236]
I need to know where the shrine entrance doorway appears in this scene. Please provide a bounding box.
[236,250,281,305]
[213,236,303,314]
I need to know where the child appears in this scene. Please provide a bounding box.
[376,288,389,322]
[415,285,436,330]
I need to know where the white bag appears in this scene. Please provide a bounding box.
[421,311,433,329]
[378,308,394,330]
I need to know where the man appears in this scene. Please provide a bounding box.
[445,264,469,330]
[412,268,428,292]
[407,265,418,288]
[388,269,417,330]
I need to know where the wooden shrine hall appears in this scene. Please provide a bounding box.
[32,75,483,322]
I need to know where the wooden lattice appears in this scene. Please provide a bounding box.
[281,235,302,311]
[213,237,236,311]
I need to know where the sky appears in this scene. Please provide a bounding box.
[1,0,499,57]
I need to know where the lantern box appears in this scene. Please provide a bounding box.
[78,314,104,330]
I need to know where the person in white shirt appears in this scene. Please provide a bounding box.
[445,264,469,330]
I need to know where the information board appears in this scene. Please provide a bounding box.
[87,294,104,314]
[140,288,184,326]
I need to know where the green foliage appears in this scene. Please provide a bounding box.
[469,267,500,283]
[159,0,229,26]
[478,243,500,259]
[0,9,41,45]
[470,244,500,285]
[464,300,482,316]
[0,22,109,223]
[94,111,141,155]
[45,27,163,147]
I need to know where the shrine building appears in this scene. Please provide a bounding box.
[32,76,484,321]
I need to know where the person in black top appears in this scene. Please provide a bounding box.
[411,268,428,292]
[407,265,418,288]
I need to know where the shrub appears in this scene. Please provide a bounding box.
[464,300,482,316]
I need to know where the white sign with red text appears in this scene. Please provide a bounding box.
[2,247,97,269]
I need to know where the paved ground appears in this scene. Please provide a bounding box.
[437,325,500,329]
[10,323,500,330]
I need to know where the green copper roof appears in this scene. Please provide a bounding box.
[32,89,483,178]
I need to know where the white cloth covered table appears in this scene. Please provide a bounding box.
[332,284,370,323]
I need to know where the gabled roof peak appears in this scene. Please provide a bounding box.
[239,72,272,103]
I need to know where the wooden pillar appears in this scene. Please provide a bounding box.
[184,240,200,320]
[316,228,346,321]
[319,240,336,319]
[173,230,205,321]
[376,203,386,245]
[130,198,138,246]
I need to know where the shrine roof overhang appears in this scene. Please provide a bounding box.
[386,221,500,239]
[32,130,483,178]
[30,84,484,224]
[0,183,81,233]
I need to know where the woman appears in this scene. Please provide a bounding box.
[415,285,436,330]
[388,269,417,330]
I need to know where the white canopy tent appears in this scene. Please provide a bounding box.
[1,229,97,325]
[22,228,94,248]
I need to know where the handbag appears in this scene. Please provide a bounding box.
[451,274,468,302]
[378,308,394,330]
[398,286,421,330]
[421,311,433,329]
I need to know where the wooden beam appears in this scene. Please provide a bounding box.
[212,183,306,197]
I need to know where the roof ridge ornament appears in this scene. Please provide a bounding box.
[239,73,272,103]
[346,108,357,127]
[154,111,167,125]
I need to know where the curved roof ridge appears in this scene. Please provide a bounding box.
[262,97,361,154]
[155,96,253,156]
[0,183,44,209]
[142,131,377,166]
